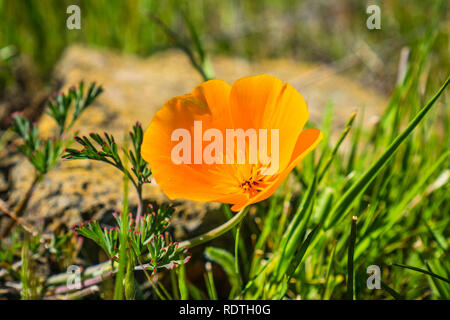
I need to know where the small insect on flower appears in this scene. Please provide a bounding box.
[141,75,323,211]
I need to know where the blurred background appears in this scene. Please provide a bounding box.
[0,0,448,128]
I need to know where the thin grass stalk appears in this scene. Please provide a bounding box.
[347,216,357,300]
[325,77,449,229]
[113,165,130,299]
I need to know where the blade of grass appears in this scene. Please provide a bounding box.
[20,239,32,300]
[423,220,448,252]
[136,255,167,300]
[205,246,241,299]
[392,263,450,284]
[381,281,405,300]
[238,256,274,299]
[325,77,449,229]
[382,150,450,232]
[124,255,135,300]
[425,262,449,299]
[274,175,317,281]
[235,222,242,287]
[114,153,130,300]
[170,270,180,300]
[285,223,321,283]
[318,111,357,182]
[178,254,189,300]
[346,107,364,173]
[187,283,205,300]
[347,216,357,300]
[322,240,338,299]
[204,262,218,300]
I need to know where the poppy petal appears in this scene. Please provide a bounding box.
[142,80,238,202]
[230,128,323,211]
[230,75,309,172]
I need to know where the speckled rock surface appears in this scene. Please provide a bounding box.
[2,45,387,237]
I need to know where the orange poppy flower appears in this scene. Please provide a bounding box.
[141,75,322,211]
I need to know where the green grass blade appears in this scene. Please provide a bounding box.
[322,240,337,299]
[325,77,449,229]
[238,256,274,299]
[384,150,450,231]
[425,262,449,299]
[204,262,218,300]
[392,263,450,284]
[114,160,130,300]
[347,216,357,300]
[187,283,205,300]
[204,246,241,298]
[381,281,405,300]
[286,223,321,281]
[424,220,448,252]
[178,256,189,300]
[275,175,317,281]
[318,111,356,182]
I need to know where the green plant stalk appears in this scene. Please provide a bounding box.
[275,223,321,299]
[318,111,356,182]
[425,262,449,299]
[322,240,337,299]
[204,262,218,300]
[170,269,180,300]
[178,207,250,248]
[157,280,173,300]
[20,240,31,300]
[273,188,292,249]
[204,246,241,298]
[250,196,281,277]
[238,256,274,299]
[347,216,357,300]
[325,77,449,229]
[381,281,405,300]
[235,222,242,288]
[178,255,189,300]
[222,204,249,275]
[382,150,450,232]
[113,168,130,300]
[392,263,450,284]
[135,255,167,300]
[146,12,213,81]
[274,176,317,281]
[124,254,135,300]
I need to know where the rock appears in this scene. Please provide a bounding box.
[3,45,387,237]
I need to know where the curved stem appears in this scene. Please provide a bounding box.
[178,207,249,248]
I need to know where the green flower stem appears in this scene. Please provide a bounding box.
[178,207,249,249]
[88,157,144,225]
[45,206,250,292]
[113,167,130,300]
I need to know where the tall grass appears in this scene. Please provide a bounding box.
[198,40,448,299]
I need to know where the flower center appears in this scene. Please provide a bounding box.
[239,168,269,197]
